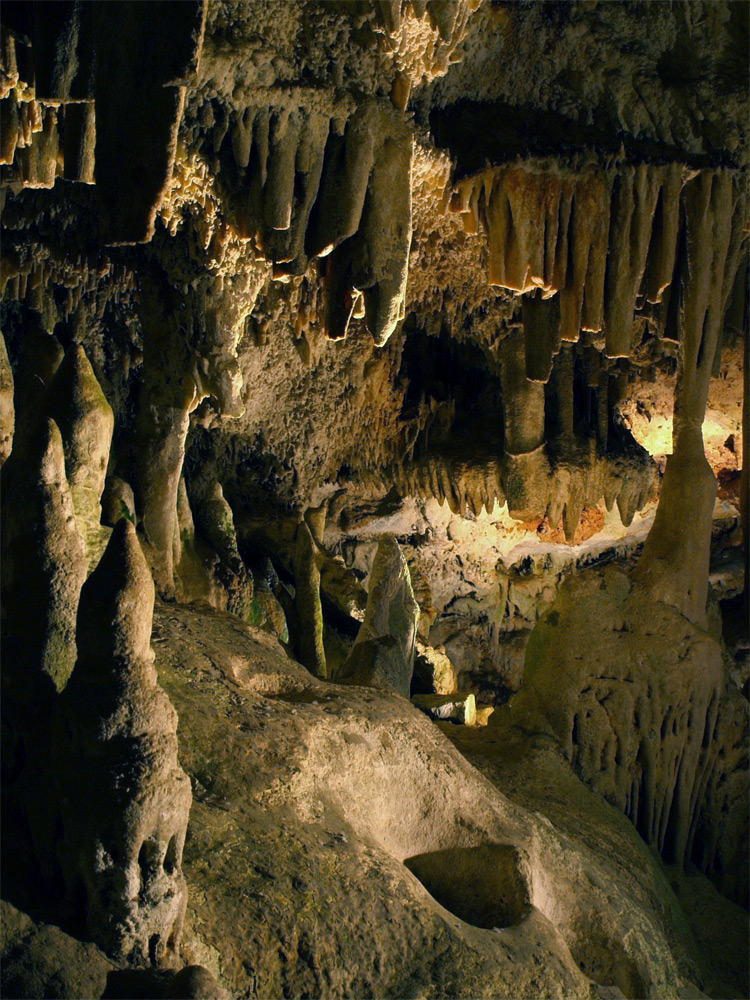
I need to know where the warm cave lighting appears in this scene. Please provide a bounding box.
[0,2,747,999]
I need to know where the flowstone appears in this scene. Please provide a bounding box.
[510,565,746,897]
[52,520,192,966]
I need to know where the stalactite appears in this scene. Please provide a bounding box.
[307,104,377,258]
[522,291,561,383]
[499,327,546,454]
[603,165,663,358]
[635,169,742,628]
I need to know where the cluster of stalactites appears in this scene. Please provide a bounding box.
[450,161,747,374]
[0,25,83,189]
[366,0,482,89]
[0,3,206,242]
[222,98,413,347]
[384,441,655,535]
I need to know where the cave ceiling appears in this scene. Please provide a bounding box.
[1,1,746,539]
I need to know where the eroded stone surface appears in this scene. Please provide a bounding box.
[52,521,192,966]
[147,600,722,999]
[510,566,748,903]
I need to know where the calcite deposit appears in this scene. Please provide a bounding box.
[0,1,747,998]
[52,520,192,966]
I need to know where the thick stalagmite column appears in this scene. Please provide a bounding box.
[635,170,744,627]
[53,520,192,965]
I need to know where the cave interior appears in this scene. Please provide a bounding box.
[0,2,748,999]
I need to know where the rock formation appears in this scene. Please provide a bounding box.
[44,343,114,569]
[0,1,748,997]
[0,331,13,462]
[342,534,420,697]
[52,520,192,966]
[1,416,86,693]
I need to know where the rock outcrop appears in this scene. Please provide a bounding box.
[510,566,747,903]
[52,520,192,966]
[1,417,87,693]
[342,534,420,697]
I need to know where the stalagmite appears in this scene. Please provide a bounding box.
[197,482,241,567]
[101,475,136,528]
[511,165,746,891]
[634,170,739,627]
[293,515,327,679]
[52,520,192,965]
[194,482,254,619]
[342,535,420,698]
[0,418,87,692]
[510,565,725,869]
[44,345,114,570]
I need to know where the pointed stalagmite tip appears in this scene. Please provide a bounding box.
[76,518,155,665]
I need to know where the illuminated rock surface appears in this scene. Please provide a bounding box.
[0,1,747,997]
